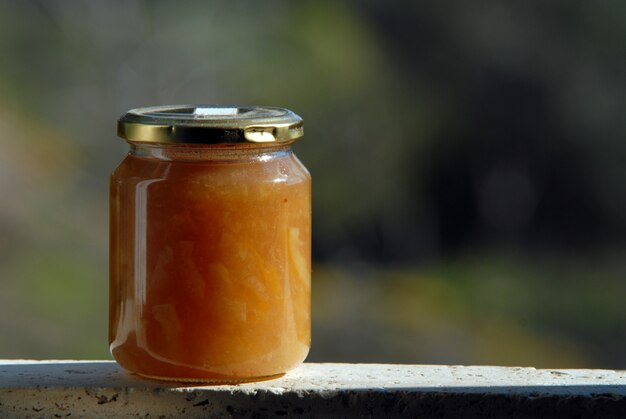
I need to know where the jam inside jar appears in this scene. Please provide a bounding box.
[110,105,311,382]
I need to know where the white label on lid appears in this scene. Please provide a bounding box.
[194,107,239,117]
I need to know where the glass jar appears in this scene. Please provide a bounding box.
[109,105,311,382]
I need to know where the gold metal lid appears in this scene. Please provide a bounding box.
[117,105,304,145]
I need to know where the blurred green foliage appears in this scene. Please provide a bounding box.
[0,0,624,367]
[312,252,626,368]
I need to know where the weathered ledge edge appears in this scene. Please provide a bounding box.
[1,360,625,417]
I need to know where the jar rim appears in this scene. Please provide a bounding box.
[117,104,303,145]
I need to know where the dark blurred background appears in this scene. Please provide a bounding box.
[0,0,624,368]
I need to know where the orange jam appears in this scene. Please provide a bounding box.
[110,106,310,382]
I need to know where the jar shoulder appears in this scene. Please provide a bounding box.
[111,151,310,186]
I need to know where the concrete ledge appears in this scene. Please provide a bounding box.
[1,360,625,418]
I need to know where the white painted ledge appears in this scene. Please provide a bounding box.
[1,360,625,418]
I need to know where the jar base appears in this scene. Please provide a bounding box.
[135,371,286,385]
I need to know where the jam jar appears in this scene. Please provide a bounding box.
[109,105,311,382]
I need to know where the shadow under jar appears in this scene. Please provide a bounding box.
[109,105,311,382]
